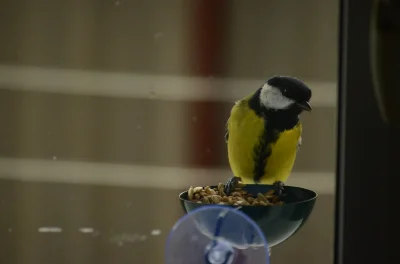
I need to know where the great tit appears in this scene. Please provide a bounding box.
[224,76,312,196]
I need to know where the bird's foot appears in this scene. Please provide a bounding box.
[273,181,286,199]
[224,176,243,195]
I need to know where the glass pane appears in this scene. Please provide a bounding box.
[0,1,337,263]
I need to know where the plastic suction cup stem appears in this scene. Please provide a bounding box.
[204,208,235,264]
[165,205,270,264]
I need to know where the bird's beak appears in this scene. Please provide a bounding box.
[296,101,312,111]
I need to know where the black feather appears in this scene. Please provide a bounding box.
[253,121,280,183]
[248,88,300,183]
[267,76,312,103]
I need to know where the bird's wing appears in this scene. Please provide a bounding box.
[225,99,245,144]
[224,117,230,143]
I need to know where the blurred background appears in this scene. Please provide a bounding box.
[0,0,337,263]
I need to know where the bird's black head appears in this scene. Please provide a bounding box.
[259,76,312,113]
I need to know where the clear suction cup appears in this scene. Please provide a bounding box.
[165,205,270,264]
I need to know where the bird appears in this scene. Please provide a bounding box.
[223,76,312,196]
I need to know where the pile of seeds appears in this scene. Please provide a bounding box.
[187,183,283,206]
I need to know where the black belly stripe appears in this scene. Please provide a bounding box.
[253,121,279,183]
[248,88,300,183]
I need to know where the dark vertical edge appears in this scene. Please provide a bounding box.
[335,0,400,263]
[334,0,348,263]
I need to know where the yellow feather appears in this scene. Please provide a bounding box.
[227,96,302,184]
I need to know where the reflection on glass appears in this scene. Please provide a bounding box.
[0,1,337,263]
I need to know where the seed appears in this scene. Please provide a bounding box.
[217,183,225,194]
[188,187,194,200]
[210,195,222,204]
[201,197,210,204]
[236,199,249,206]
[219,190,227,197]
[247,197,255,204]
[193,187,203,193]
[257,193,267,202]
[187,182,283,206]
[199,191,207,197]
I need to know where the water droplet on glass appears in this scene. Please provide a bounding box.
[114,0,121,6]
[79,227,94,233]
[110,233,148,245]
[38,227,62,233]
[52,156,57,160]
[192,116,198,123]
[150,229,162,236]
[8,228,12,232]
[136,125,142,130]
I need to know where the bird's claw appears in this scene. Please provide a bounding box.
[224,176,242,195]
[273,181,286,199]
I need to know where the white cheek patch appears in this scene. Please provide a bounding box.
[260,84,294,110]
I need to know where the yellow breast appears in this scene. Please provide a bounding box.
[261,123,302,184]
[227,99,302,184]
